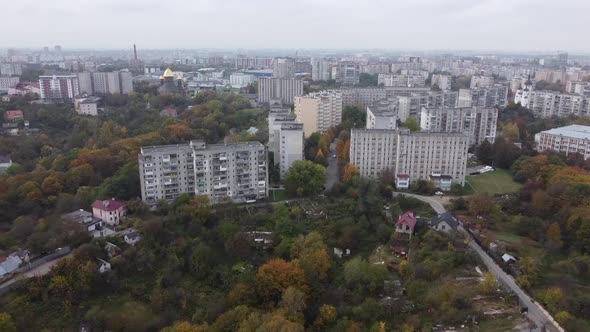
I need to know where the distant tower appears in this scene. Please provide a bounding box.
[54,45,62,53]
[133,44,138,61]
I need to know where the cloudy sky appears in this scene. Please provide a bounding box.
[2,0,589,52]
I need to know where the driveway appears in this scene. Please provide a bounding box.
[393,192,564,332]
[325,140,339,191]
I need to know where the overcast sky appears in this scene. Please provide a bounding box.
[2,0,589,53]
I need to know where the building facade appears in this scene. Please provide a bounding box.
[229,73,256,88]
[431,74,452,91]
[78,71,133,95]
[39,74,80,100]
[458,85,508,108]
[0,76,19,90]
[272,58,296,78]
[311,58,331,81]
[527,91,589,118]
[366,100,397,130]
[294,90,343,137]
[420,106,498,145]
[139,141,268,205]
[0,63,22,77]
[566,81,590,97]
[378,72,428,87]
[258,78,304,104]
[535,125,590,160]
[396,91,459,121]
[279,123,304,177]
[340,88,387,108]
[336,62,360,86]
[350,129,469,187]
[470,76,495,89]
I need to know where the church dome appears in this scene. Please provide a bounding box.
[163,68,174,78]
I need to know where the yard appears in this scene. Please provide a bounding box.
[465,169,522,195]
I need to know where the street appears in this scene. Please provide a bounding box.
[0,254,71,290]
[393,192,563,332]
[325,140,339,191]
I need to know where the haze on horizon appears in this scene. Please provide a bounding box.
[2,0,589,53]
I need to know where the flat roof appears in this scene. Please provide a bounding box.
[541,125,590,140]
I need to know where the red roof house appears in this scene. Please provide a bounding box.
[395,211,417,235]
[92,199,127,226]
[4,110,23,122]
[160,107,178,118]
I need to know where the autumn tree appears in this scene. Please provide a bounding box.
[284,160,326,197]
[279,287,307,322]
[0,313,16,332]
[546,222,563,250]
[313,305,337,328]
[342,163,360,183]
[256,259,307,304]
[468,192,494,217]
[291,232,331,285]
[502,122,520,142]
[404,118,420,131]
[480,272,496,294]
[543,288,563,312]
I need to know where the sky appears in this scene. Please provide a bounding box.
[2,0,590,53]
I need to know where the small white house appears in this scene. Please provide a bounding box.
[97,258,111,274]
[395,174,410,189]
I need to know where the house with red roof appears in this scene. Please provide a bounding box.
[395,211,416,235]
[92,199,127,226]
[160,107,177,118]
[4,110,23,122]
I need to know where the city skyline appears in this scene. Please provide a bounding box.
[3,0,590,53]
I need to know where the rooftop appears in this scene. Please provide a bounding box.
[92,199,127,212]
[281,123,303,130]
[541,125,590,140]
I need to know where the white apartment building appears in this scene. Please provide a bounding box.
[0,76,19,90]
[139,141,268,205]
[366,100,397,130]
[340,88,387,108]
[535,125,590,160]
[527,91,589,118]
[360,64,390,75]
[279,123,304,177]
[311,58,331,81]
[336,62,360,86]
[420,107,498,145]
[39,74,80,100]
[77,71,133,95]
[258,78,304,105]
[0,63,22,77]
[273,58,296,78]
[230,73,256,88]
[396,91,459,121]
[378,73,427,87]
[268,107,296,158]
[349,129,469,187]
[294,90,343,137]
[431,74,452,91]
[470,76,495,89]
[566,81,590,97]
[458,85,509,108]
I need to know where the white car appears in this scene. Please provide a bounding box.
[435,191,444,196]
[333,154,336,158]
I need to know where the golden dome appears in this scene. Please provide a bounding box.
[159,75,164,80]
[163,68,174,78]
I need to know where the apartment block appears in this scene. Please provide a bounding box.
[378,72,427,87]
[336,62,360,86]
[258,78,304,105]
[0,63,22,77]
[458,84,508,108]
[340,87,387,108]
[366,100,397,130]
[534,125,590,160]
[350,129,469,187]
[566,81,590,97]
[431,74,452,91]
[311,58,331,81]
[360,64,390,75]
[268,107,296,158]
[139,141,268,205]
[470,76,495,88]
[279,123,304,177]
[272,58,296,78]
[78,71,133,95]
[527,91,589,118]
[396,90,458,121]
[420,106,498,145]
[39,74,80,100]
[294,90,343,137]
[0,76,19,90]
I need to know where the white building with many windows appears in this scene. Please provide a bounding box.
[258,78,303,105]
[420,106,498,145]
[279,123,304,177]
[294,90,343,137]
[139,141,268,205]
[535,125,590,160]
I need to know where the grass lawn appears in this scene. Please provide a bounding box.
[465,169,522,195]
[269,189,289,202]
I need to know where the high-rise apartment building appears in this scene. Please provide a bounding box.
[0,63,22,77]
[0,76,20,90]
[273,58,296,78]
[39,74,80,100]
[458,85,508,108]
[138,141,268,205]
[294,90,343,137]
[336,62,360,86]
[360,64,390,75]
[311,58,331,81]
[258,78,304,105]
[534,125,590,160]
[527,91,589,118]
[350,129,469,188]
[279,123,304,177]
[378,72,428,87]
[78,71,133,95]
[340,88,387,108]
[396,91,458,121]
[268,107,296,158]
[366,100,397,130]
[431,74,452,91]
[566,81,590,97]
[420,107,498,145]
[470,76,495,89]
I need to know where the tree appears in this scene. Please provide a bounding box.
[279,287,307,322]
[543,288,562,312]
[480,272,496,294]
[284,160,326,197]
[476,140,494,165]
[314,149,327,166]
[0,313,16,332]
[291,232,331,284]
[502,122,520,142]
[404,118,420,131]
[555,311,573,325]
[546,222,563,250]
[342,163,359,183]
[256,259,307,304]
[41,174,64,195]
[492,137,520,169]
[313,305,337,328]
[468,192,494,217]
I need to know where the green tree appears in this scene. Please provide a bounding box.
[0,312,17,332]
[476,140,494,165]
[480,272,496,294]
[403,118,420,131]
[284,160,326,197]
[543,288,562,312]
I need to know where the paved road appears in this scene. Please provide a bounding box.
[393,192,563,332]
[325,141,339,191]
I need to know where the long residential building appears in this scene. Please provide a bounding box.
[340,87,387,108]
[378,72,428,87]
[534,125,590,160]
[0,76,19,90]
[350,129,469,189]
[272,58,296,78]
[527,90,589,118]
[258,77,304,105]
[311,58,331,81]
[420,106,498,145]
[470,76,495,89]
[366,99,397,130]
[294,90,342,137]
[39,74,79,100]
[458,84,508,108]
[396,90,458,121]
[431,74,452,91]
[335,62,360,86]
[139,141,268,205]
[77,71,133,95]
[279,123,304,177]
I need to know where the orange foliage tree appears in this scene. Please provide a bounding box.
[256,259,307,304]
